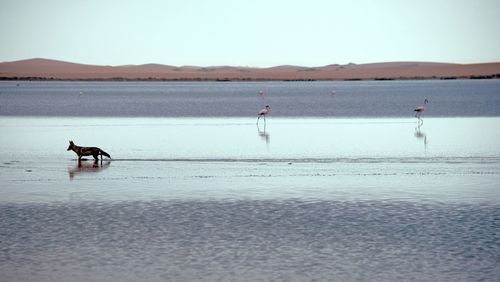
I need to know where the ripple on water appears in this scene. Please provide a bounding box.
[0,200,499,281]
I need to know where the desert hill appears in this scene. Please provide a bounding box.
[1,58,499,81]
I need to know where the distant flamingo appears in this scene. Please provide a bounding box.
[331,90,336,96]
[257,105,271,124]
[414,98,429,123]
[258,90,265,98]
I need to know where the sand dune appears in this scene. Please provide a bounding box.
[1,58,499,80]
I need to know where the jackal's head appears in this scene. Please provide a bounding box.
[67,140,75,151]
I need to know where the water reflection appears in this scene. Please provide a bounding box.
[257,123,270,146]
[68,159,111,180]
[414,123,428,150]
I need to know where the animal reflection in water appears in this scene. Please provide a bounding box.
[414,124,428,150]
[66,140,111,179]
[257,123,270,146]
[68,159,111,180]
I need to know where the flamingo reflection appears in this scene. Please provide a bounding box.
[257,123,270,146]
[414,123,428,151]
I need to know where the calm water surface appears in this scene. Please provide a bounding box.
[1,81,499,281]
[1,80,500,117]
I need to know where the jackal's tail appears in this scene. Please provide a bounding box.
[100,150,111,159]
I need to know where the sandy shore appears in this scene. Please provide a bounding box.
[1,58,500,80]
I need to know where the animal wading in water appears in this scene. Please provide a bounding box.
[414,98,429,123]
[257,105,271,124]
[67,141,111,161]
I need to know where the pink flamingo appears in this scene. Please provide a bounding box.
[257,105,271,124]
[258,90,265,98]
[414,98,429,123]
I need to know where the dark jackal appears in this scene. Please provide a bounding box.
[67,140,111,161]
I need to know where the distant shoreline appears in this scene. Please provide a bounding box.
[1,58,500,82]
[1,75,499,82]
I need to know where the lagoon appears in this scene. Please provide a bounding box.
[1,80,499,281]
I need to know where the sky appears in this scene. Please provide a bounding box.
[1,0,499,67]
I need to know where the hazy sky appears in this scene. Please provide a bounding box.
[1,0,499,67]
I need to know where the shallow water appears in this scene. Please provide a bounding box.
[0,117,499,281]
[1,117,500,204]
[1,93,500,280]
[2,117,500,161]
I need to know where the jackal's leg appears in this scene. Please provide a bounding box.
[92,153,99,161]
